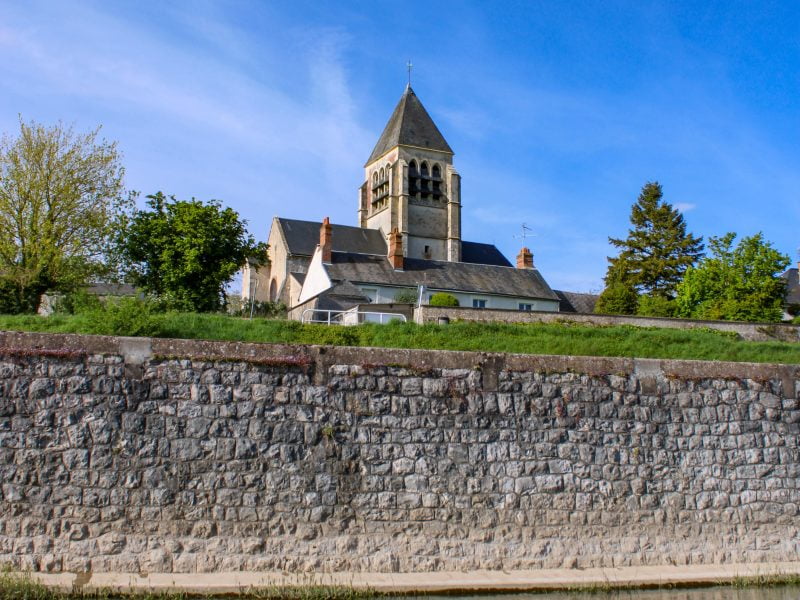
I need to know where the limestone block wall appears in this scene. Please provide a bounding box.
[0,331,799,573]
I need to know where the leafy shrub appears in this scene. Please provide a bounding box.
[393,289,418,304]
[594,282,638,315]
[227,295,286,318]
[75,296,166,337]
[429,292,459,307]
[636,295,677,318]
[59,289,102,314]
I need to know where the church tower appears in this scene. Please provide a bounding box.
[359,86,462,262]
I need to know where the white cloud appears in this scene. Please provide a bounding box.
[674,202,696,213]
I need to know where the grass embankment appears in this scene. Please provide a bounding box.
[0,310,798,364]
[0,571,378,600]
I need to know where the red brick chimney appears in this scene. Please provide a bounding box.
[516,247,534,269]
[320,217,332,263]
[388,228,403,270]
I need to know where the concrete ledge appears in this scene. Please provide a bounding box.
[0,330,798,384]
[19,563,800,594]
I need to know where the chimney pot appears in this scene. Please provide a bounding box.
[516,247,534,269]
[320,217,332,263]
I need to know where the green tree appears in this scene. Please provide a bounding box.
[116,192,266,312]
[675,232,789,322]
[601,182,703,311]
[594,264,639,315]
[429,292,459,307]
[0,118,127,312]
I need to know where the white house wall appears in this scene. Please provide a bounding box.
[297,248,331,305]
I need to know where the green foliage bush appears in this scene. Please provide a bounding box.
[59,289,102,314]
[635,294,677,318]
[227,296,286,318]
[594,282,638,315]
[393,289,418,304]
[71,296,167,337]
[429,292,459,307]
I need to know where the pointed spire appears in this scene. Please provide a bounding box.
[366,87,453,165]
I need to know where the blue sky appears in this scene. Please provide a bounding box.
[1,1,798,293]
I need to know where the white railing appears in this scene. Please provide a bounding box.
[300,309,407,326]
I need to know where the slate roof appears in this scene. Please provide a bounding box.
[314,281,369,312]
[326,252,559,301]
[783,268,800,305]
[277,218,387,257]
[554,290,599,314]
[461,241,512,267]
[276,217,512,268]
[366,87,453,164]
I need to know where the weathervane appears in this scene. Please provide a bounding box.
[513,223,536,243]
[407,60,413,87]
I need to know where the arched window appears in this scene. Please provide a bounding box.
[407,160,419,197]
[420,162,429,177]
[379,167,385,181]
[372,172,378,185]
[432,164,442,199]
[269,278,277,302]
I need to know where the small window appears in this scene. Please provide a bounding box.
[420,162,429,177]
[432,164,441,179]
[519,303,533,311]
[472,299,487,309]
[423,245,431,258]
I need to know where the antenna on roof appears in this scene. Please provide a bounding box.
[407,60,413,87]
[513,223,536,242]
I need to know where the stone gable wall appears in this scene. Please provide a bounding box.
[1,331,799,573]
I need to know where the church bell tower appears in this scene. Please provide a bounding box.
[359,86,462,262]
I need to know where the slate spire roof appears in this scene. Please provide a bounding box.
[366,86,453,164]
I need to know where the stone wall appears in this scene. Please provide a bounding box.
[415,305,800,342]
[1,331,800,574]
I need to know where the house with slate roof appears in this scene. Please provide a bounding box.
[243,86,562,318]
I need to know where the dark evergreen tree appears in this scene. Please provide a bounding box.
[605,182,704,299]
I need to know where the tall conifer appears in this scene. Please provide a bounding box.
[606,182,704,299]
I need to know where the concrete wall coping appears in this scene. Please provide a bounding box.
[0,329,797,386]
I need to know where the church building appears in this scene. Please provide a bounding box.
[243,86,562,318]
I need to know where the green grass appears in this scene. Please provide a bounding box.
[0,571,380,600]
[0,311,798,364]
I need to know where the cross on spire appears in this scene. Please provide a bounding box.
[407,60,413,87]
